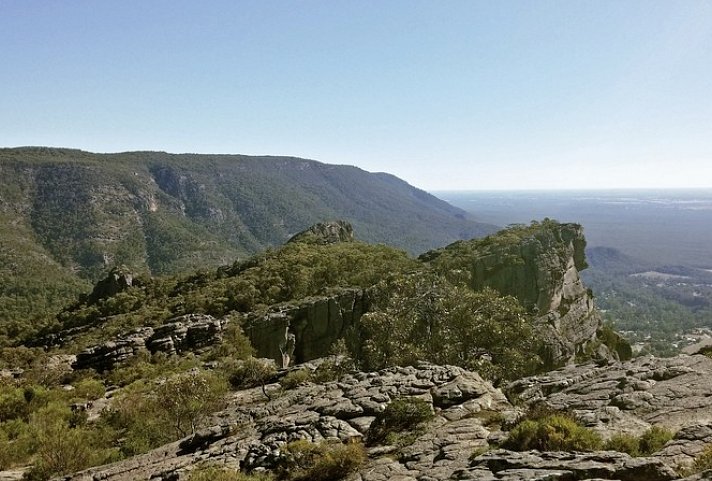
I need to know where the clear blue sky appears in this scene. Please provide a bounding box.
[1,1,711,190]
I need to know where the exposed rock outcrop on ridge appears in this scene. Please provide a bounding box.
[287,219,355,245]
[423,221,620,366]
[63,220,619,372]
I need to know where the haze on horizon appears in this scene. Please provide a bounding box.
[1,1,711,191]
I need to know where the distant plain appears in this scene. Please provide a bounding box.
[437,189,712,268]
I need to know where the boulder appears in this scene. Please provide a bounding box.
[287,220,355,245]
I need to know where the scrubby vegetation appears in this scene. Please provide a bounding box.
[685,444,712,476]
[188,466,274,481]
[367,397,434,446]
[604,426,674,456]
[503,413,603,452]
[0,218,626,478]
[359,274,542,383]
[278,439,367,481]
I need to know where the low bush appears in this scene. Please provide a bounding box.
[203,322,255,362]
[367,397,433,446]
[73,378,105,401]
[684,444,712,476]
[639,426,673,455]
[606,433,640,456]
[279,439,367,481]
[503,414,603,452]
[188,465,274,481]
[280,369,312,390]
[605,426,673,457]
[226,357,277,389]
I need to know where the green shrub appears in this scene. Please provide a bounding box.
[639,426,673,455]
[280,369,312,390]
[503,414,603,452]
[367,397,433,446]
[686,444,712,475]
[73,378,105,401]
[469,409,504,428]
[102,383,174,456]
[188,466,274,481]
[23,402,118,480]
[279,439,367,481]
[605,433,640,456]
[604,426,674,457]
[156,370,228,437]
[226,357,276,389]
[204,322,255,362]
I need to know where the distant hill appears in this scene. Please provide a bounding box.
[0,147,496,335]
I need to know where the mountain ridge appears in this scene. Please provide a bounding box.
[0,147,497,338]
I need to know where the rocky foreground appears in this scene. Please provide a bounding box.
[54,354,712,481]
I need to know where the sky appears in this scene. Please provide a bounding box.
[1,1,711,190]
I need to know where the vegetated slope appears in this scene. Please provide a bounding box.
[0,147,496,338]
[40,220,619,375]
[0,222,654,481]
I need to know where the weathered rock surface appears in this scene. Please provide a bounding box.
[55,357,712,480]
[460,449,678,480]
[61,363,513,481]
[86,266,136,304]
[73,289,369,371]
[509,355,712,436]
[73,314,226,371]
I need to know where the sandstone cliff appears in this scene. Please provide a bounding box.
[423,220,620,366]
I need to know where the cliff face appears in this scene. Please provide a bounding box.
[244,289,369,365]
[425,221,614,366]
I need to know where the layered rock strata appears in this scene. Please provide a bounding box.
[59,358,712,481]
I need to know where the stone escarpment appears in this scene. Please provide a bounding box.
[424,221,618,366]
[286,220,355,245]
[71,220,618,372]
[58,358,712,481]
[72,288,368,371]
[244,288,368,365]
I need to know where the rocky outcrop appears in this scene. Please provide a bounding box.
[73,327,153,372]
[460,449,678,481]
[72,290,369,371]
[86,266,135,304]
[147,314,226,356]
[508,354,712,468]
[509,355,712,435]
[73,314,226,372]
[473,223,604,366]
[61,363,513,481]
[287,220,355,245]
[59,359,712,481]
[244,288,368,365]
[424,221,617,367]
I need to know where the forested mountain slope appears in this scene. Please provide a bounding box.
[0,147,496,333]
